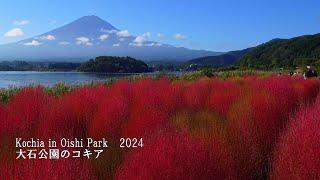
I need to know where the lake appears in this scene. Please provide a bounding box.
[0,71,144,89]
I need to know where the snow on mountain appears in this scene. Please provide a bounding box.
[0,15,221,61]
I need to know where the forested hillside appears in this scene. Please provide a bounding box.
[237,33,320,69]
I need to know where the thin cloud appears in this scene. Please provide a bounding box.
[130,42,163,47]
[59,41,70,45]
[24,40,41,46]
[134,36,147,44]
[4,28,24,37]
[100,28,118,34]
[142,32,151,38]
[157,33,164,38]
[129,36,147,47]
[38,35,56,41]
[117,30,131,37]
[99,34,109,41]
[76,37,92,46]
[130,32,152,46]
[175,33,186,40]
[13,20,30,26]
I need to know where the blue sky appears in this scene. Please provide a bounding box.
[1,0,319,52]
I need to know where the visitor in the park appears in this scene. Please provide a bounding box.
[304,66,318,79]
[289,71,294,76]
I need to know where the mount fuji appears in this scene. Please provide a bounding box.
[0,15,221,62]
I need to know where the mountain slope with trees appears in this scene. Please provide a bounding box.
[237,33,320,69]
[186,48,252,67]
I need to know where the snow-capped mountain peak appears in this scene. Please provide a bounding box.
[0,16,221,61]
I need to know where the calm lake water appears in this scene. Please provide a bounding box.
[0,71,143,89]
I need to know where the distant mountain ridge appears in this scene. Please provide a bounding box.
[186,48,252,67]
[237,33,320,68]
[188,33,320,69]
[0,15,221,62]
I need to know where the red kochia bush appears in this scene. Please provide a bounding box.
[122,106,170,138]
[130,78,163,109]
[182,79,212,112]
[226,86,296,179]
[293,77,320,105]
[0,103,4,125]
[0,159,95,179]
[115,132,236,180]
[122,78,174,137]
[0,103,5,143]
[130,78,176,112]
[0,76,319,179]
[207,80,240,117]
[0,87,52,137]
[255,76,298,120]
[270,97,320,179]
[226,91,261,179]
[0,103,3,113]
[89,81,131,139]
[37,85,108,138]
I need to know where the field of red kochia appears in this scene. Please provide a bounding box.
[0,75,320,179]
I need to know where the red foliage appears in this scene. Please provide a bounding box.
[89,81,131,139]
[0,103,4,132]
[0,87,52,138]
[225,76,320,179]
[181,79,212,112]
[207,80,240,117]
[293,77,320,105]
[115,132,236,180]
[255,76,298,118]
[226,91,261,179]
[130,78,178,112]
[0,76,319,179]
[122,106,171,137]
[270,97,320,179]
[0,159,95,179]
[122,78,178,137]
[37,85,108,138]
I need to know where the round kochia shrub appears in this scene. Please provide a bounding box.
[226,87,295,179]
[0,159,95,179]
[115,132,236,180]
[89,81,131,139]
[171,110,227,142]
[271,97,320,179]
[0,76,319,179]
[0,103,4,131]
[0,87,52,138]
[293,77,320,105]
[122,106,170,137]
[37,85,108,138]
[207,80,240,117]
[182,79,212,112]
